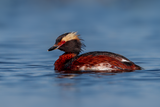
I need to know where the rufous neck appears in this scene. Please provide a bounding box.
[61,52,77,60]
[54,52,77,71]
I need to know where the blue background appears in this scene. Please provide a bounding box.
[0,0,160,107]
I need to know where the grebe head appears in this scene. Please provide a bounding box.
[48,32,85,54]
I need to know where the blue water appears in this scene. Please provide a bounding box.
[0,0,160,107]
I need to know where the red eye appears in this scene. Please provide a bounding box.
[57,41,65,46]
[61,41,66,44]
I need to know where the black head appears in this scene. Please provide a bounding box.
[48,32,85,54]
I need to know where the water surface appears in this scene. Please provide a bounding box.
[0,0,160,107]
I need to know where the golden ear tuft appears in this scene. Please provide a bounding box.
[62,32,80,42]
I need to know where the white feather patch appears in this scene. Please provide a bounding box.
[79,63,114,71]
[121,58,130,62]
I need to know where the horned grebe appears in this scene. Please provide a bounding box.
[48,32,142,72]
